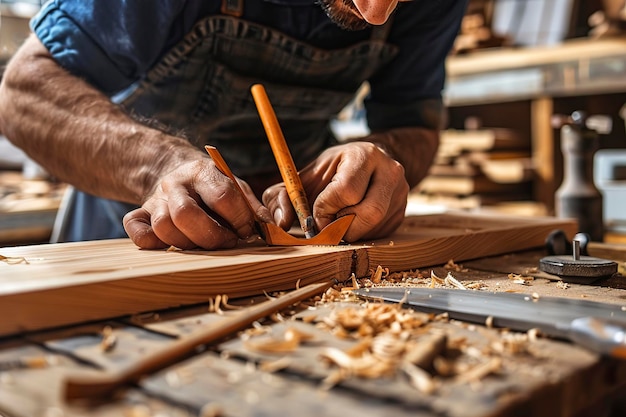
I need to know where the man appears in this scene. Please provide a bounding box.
[0,0,467,250]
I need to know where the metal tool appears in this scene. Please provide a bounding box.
[545,228,626,262]
[353,287,626,359]
[541,229,619,281]
[553,111,611,242]
[205,146,354,246]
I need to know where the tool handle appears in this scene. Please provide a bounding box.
[251,84,317,238]
[205,146,256,218]
[567,317,626,359]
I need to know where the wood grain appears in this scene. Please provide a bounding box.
[0,213,577,336]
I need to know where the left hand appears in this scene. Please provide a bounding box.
[262,142,409,242]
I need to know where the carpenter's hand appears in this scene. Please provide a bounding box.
[123,159,273,250]
[263,142,409,242]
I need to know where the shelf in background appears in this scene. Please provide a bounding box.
[445,37,626,106]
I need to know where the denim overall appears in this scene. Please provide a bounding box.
[51,1,399,242]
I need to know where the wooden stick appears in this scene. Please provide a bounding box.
[64,280,336,402]
[251,84,317,238]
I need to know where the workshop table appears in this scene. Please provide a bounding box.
[1,248,625,417]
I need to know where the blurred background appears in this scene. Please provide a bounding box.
[1,0,626,245]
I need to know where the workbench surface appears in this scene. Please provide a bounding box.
[1,249,626,417]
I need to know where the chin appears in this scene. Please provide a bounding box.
[318,0,371,31]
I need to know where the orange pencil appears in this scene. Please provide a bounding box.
[251,84,317,238]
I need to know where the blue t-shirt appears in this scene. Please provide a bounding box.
[31,0,467,131]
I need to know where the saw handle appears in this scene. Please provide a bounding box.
[568,317,626,359]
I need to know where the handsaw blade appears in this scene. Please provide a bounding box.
[352,287,626,340]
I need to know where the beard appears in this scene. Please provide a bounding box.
[318,0,371,31]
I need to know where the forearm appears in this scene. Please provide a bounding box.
[0,35,200,204]
[346,126,439,189]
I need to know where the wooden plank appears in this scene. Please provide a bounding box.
[0,213,577,336]
[363,213,576,274]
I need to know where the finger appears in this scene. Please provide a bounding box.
[122,208,169,249]
[312,165,371,230]
[144,195,203,249]
[191,173,258,239]
[165,184,239,249]
[238,179,274,224]
[314,159,407,241]
[262,183,296,230]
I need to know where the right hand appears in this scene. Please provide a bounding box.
[123,159,274,250]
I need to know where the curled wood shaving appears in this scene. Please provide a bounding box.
[465,282,485,290]
[454,357,502,384]
[444,272,467,290]
[491,332,530,354]
[369,265,389,284]
[401,362,437,394]
[321,287,344,303]
[100,325,117,353]
[556,281,569,289]
[219,294,243,310]
[508,273,534,285]
[208,294,243,314]
[341,273,360,292]
[319,346,395,379]
[429,270,444,288]
[0,355,58,371]
[245,327,315,354]
[0,254,28,265]
[444,259,467,272]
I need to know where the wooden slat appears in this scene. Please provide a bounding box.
[0,213,577,336]
[364,213,577,274]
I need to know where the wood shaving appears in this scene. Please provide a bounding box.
[219,294,243,310]
[454,357,502,384]
[491,332,530,355]
[527,328,541,341]
[402,362,437,394]
[100,325,117,353]
[341,273,360,292]
[465,282,486,290]
[245,326,315,354]
[0,254,28,265]
[0,355,57,371]
[369,265,389,284]
[508,273,534,285]
[444,272,467,290]
[556,281,569,289]
[429,270,444,288]
[445,259,467,272]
